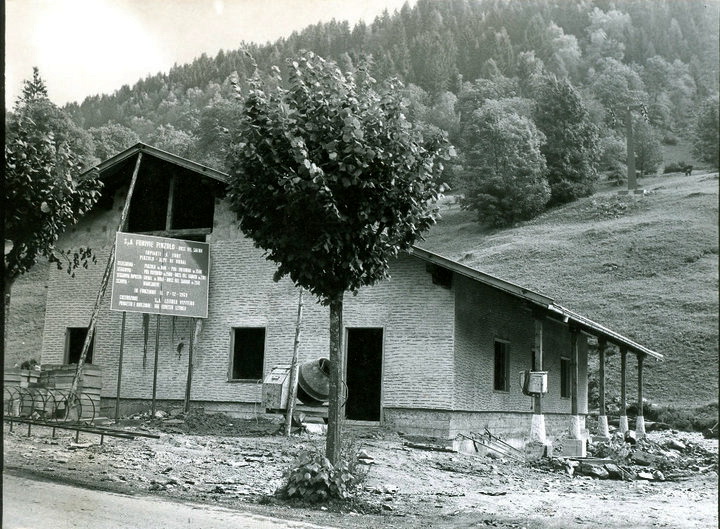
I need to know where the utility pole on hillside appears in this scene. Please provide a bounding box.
[623,103,648,194]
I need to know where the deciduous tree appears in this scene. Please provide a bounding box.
[533,76,600,205]
[227,52,452,464]
[4,69,102,326]
[632,119,663,176]
[460,99,550,226]
[692,94,720,166]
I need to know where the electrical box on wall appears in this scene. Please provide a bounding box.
[520,370,548,395]
[262,365,291,411]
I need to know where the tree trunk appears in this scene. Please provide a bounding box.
[3,274,14,361]
[326,292,344,466]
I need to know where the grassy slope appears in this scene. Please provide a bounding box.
[419,170,719,407]
[5,264,49,368]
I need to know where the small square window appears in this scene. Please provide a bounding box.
[494,341,509,391]
[230,328,265,380]
[66,327,93,364]
[560,357,571,398]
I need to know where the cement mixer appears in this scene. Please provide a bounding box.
[262,358,330,412]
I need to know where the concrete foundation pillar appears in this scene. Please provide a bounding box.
[569,415,583,439]
[530,414,546,444]
[597,415,610,438]
[636,415,646,438]
[619,415,629,433]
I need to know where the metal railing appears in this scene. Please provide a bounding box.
[3,386,159,442]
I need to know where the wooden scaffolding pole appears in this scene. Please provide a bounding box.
[183,319,196,413]
[151,314,160,416]
[284,288,304,436]
[114,311,127,422]
[68,152,143,416]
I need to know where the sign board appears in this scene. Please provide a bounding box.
[110,232,210,318]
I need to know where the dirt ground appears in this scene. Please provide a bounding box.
[3,412,718,529]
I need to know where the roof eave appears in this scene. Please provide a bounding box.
[81,142,230,184]
[410,245,663,360]
[409,245,554,306]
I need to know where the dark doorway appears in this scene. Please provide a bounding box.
[66,327,93,364]
[345,328,383,421]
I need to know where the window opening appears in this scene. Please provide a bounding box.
[66,327,94,364]
[494,340,509,391]
[560,357,571,398]
[231,328,265,380]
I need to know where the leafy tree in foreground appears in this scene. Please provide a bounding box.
[460,99,550,227]
[533,76,600,205]
[227,52,452,464]
[4,69,102,320]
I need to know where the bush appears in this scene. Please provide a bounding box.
[624,401,718,432]
[663,161,690,174]
[661,133,679,145]
[607,163,626,186]
[275,440,368,504]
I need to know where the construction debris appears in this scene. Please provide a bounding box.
[536,431,718,482]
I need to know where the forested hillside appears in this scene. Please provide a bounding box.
[59,0,718,188]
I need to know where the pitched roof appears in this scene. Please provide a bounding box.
[409,246,662,359]
[83,142,229,183]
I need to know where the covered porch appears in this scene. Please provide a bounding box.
[531,304,663,446]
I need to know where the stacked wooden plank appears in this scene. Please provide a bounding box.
[39,365,102,420]
[3,365,102,421]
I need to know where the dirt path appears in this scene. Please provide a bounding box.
[3,473,338,529]
[2,420,717,529]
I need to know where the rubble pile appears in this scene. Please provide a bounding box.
[120,408,282,437]
[538,432,718,482]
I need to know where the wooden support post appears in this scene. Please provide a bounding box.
[67,152,143,415]
[531,313,546,443]
[326,294,344,466]
[597,337,609,438]
[569,327,582,439]
[534,316,543,414]
[183,319,195,413]
[636,353,646,437]
[285,289,304,436]
[151,314,160,416]
[570,328,579,416]
[114,311,127,423]
[165,175,175,231]
[619,347,628,433]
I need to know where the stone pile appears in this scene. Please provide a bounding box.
[538,432,718,482]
